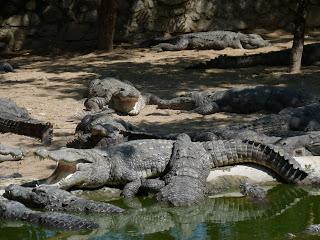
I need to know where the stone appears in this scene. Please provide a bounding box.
[63,23,90,41]
[26,0,36,11]
[42,5,64,23]
[83,10,98,23]
[38,24,59,37]
[307,6,320,27]
[4,15,23,27]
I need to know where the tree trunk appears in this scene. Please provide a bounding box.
[289,0,308,73]
[97,0,117,51]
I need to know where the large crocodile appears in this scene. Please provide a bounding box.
[149,85,310,114]
[0,143,25,162]
[33,138,316,206]
[85,77,149,116]
[191,42,320,69]
[0,197,98,231]
[143,31,270,51]
[4,184,124,214]
[0,98,53,144]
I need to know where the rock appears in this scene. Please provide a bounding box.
[38,24,59,37]
[42,5,64,23]
[83,10,98,23]
[4,15,23,27]
[307,6,320,27]
[63,23,90,41]
[26,0,36,11]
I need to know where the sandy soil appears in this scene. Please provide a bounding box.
[1,30,320,186]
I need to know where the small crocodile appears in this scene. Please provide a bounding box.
[0,98,53,144]
[0,143,25,162]
[239,182,267,201]
[32,138,314,206]
[85,77,149,116]
[4,184,124,214]
[191,42,320,69]
[149,85,310,114]
[0,197,98,231]
[144,31,270,51]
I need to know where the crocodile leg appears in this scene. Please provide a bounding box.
[122,179,142,198]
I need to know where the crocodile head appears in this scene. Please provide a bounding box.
[34,148,112,190]
[110,89,146,116]
[239,33,271,49]
[0,144,25,162]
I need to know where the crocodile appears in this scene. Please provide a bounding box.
[239,182,267,201]
[67,111,163,149]
[0,197,98,231]
[0,62,14,72]
[148,85,310,114]
[85,77,149,116]
[157,134,211,206]
[4,184,124,214]
[143,31,270,51]
[0,143,25,162]
[32,138,315,206]
[191,42,320,69]
[0,98,53,144]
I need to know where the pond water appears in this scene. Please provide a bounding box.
[1,185,320,240]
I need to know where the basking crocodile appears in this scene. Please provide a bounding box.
[0,98,53,144]
[157,134,211,206]
[0,197,98,231]
[191,42,320,69]
[33,138,315,206]
[85,77,149,116]
[149,85,310,114]
[67,111,162,149]
[144,31,270,51]
[0,143,25,162]
[239,182,267,201]
[4,184,124,214]
[0,62,14,72]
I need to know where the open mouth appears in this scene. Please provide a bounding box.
[44,160,77,184]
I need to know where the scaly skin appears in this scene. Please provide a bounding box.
[4,184,124,214]
[67,111,170,149]
[33,138,312,206]
[85,77,148,115]
[149,85,310,115]
[193,42,320,69]
[0,143,24,162]
[145,31,270,51]
[239,182,267,201]
[0,197,98,231]
[0,98,53,144]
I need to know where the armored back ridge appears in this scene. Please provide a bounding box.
[146,31,270,51]
[149,85,312,115]
[0,98,53,144]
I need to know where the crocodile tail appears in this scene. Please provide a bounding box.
[206,139,307,183]
[194,49,291,69]
[0,117,53,145]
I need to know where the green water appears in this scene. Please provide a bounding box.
[2,185,320,240]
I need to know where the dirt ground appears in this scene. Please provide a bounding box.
[1,30,320,186]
